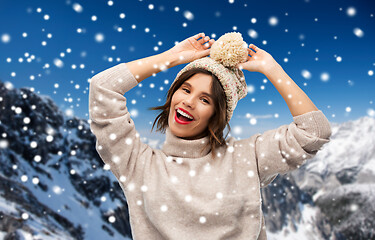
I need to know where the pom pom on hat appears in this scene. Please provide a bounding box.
[210,32,248,68]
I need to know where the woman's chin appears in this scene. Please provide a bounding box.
[169,126,192,139]
[170,126,186,137]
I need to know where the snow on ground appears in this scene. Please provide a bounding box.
[0,193,18,214]
[267,203,321,240]
[2,149,129,240]
[0,231,7,239]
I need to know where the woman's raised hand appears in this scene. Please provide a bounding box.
[236,44,280,75]
[167,33,215,65]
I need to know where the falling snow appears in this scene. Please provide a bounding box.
[1,33,11,43]
[301,70,312,79]
[72,3,83,13]
[0,1,374,238]
[247,29,258,39]
[268,16,279,26]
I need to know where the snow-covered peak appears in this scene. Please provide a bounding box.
[304,115,375,182]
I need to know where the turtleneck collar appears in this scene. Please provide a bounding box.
[162,127,211,158]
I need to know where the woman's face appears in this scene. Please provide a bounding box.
[168,73,215,140]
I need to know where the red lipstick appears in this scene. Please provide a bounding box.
[175,109,193,125]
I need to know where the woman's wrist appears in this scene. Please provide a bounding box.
[126,51,180,84]
[261,61,281,77]
[163,49,183,68]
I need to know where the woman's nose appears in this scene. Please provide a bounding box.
[183,96,195,108]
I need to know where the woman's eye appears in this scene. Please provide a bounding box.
[182,88,209,104]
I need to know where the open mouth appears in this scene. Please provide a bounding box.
[175,110,194,123]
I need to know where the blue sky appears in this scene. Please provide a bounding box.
[1,0,374,140]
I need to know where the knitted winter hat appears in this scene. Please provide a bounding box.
[172,32,248,123]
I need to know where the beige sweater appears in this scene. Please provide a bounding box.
[89,63,332,240]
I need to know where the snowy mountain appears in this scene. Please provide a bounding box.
[263,113,375,239]
[0,80,374,239]
[288,116,375,239]
[0,80,134,240]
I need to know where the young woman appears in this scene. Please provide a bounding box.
[89,32,332,239]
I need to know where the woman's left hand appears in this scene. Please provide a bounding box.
[167,32,215,65]
[236,44,280,75]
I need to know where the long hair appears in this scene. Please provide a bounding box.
[148,68,231,159]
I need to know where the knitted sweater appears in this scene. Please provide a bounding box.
[89,63,332,240]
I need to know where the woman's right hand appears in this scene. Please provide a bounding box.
[236,44,279,75]
[166,33,215,65]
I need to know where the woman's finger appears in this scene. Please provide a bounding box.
[202,39,214,49]
[248,48,255,56]
[249,44,259,51]
[198,36,210,45]
[247,52,252,61]
[193,32,205,40]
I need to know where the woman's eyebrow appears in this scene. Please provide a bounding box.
[182,82,212,99]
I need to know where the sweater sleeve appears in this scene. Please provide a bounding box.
[89,63,149,186]
[254,110,332,187]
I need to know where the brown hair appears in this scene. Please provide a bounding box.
[148,68,231,159]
